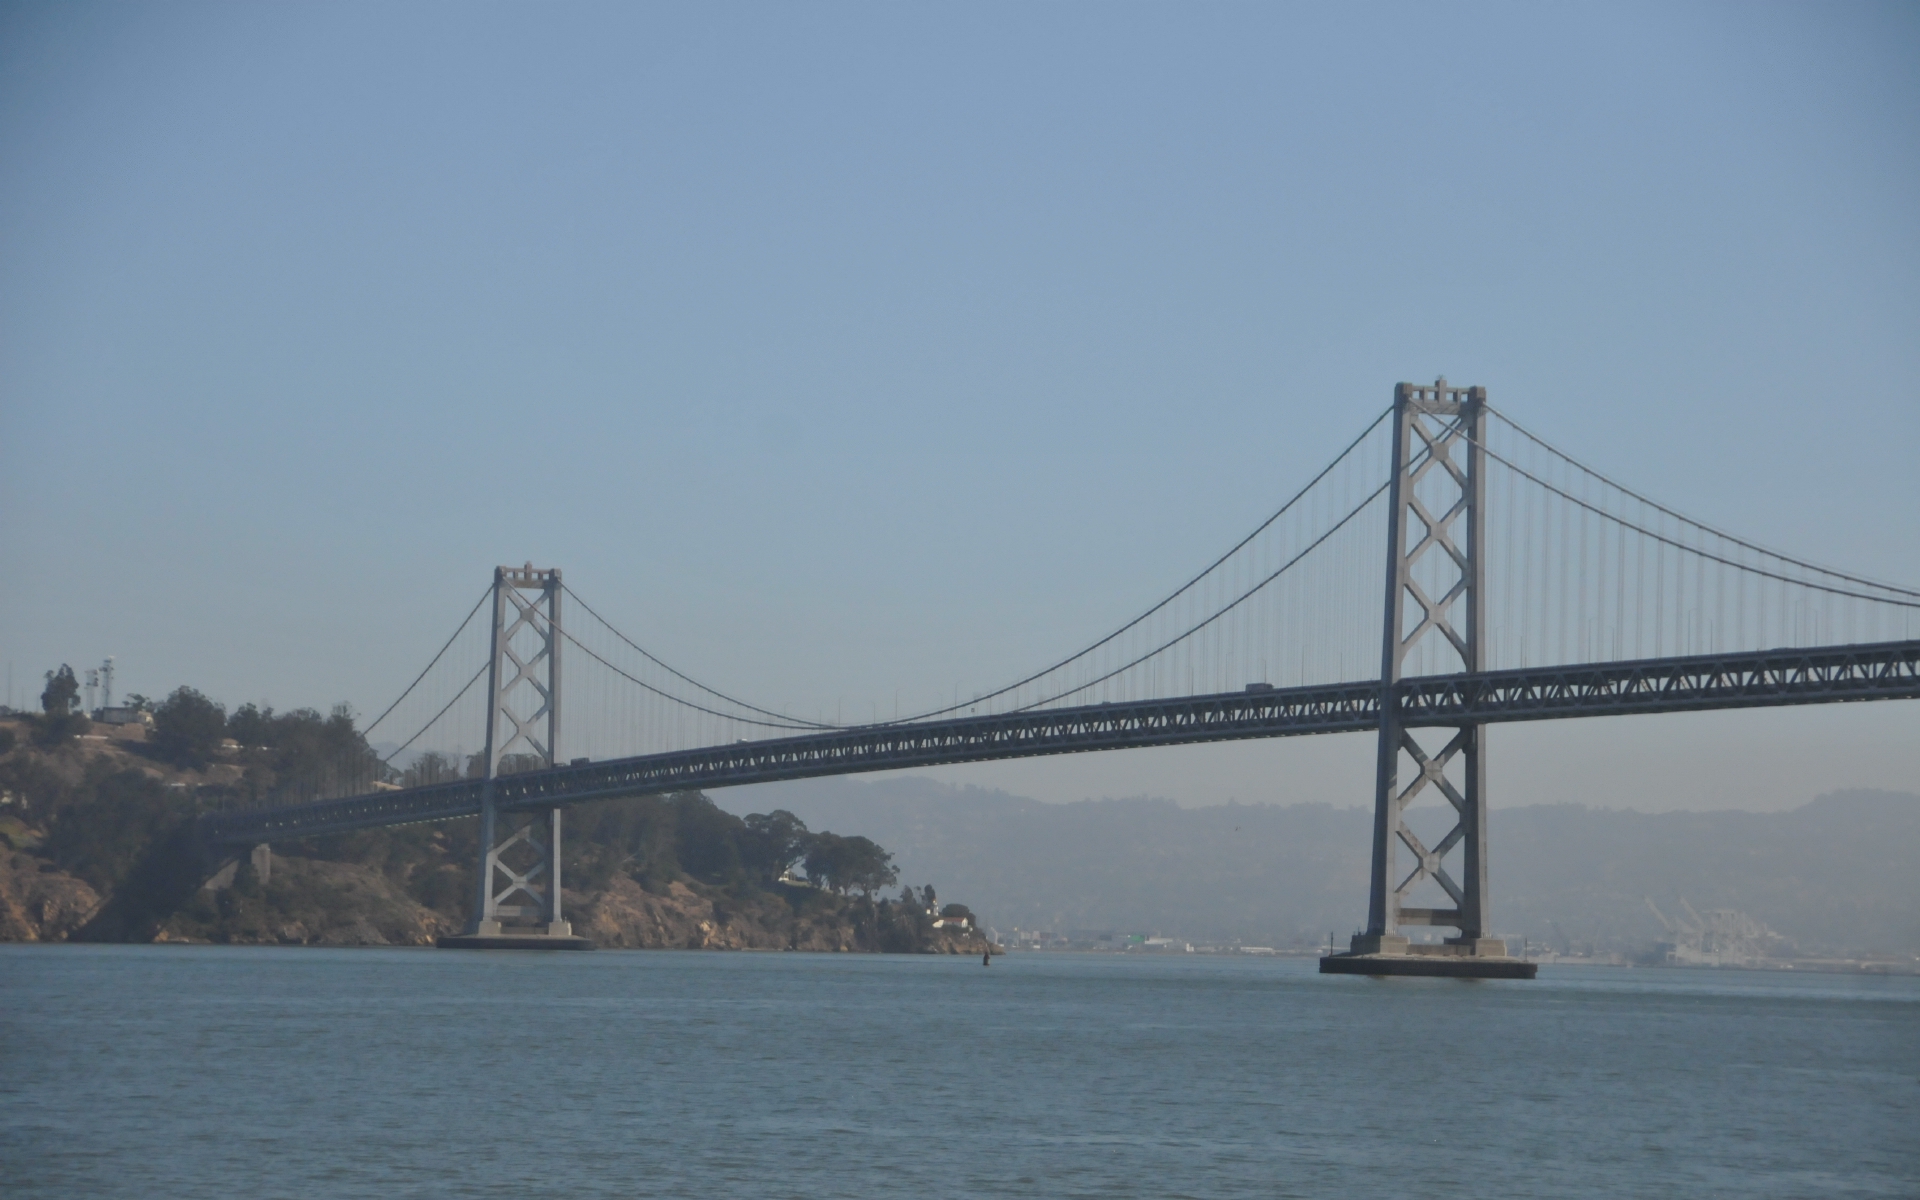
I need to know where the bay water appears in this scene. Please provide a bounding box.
[2,945,1914,1198]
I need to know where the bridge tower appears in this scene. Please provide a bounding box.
[1324,380,1531,978]
[441,564,592,950]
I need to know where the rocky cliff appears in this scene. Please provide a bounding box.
[0,849,102,942]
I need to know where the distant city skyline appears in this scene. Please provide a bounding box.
[3,3,1916,811]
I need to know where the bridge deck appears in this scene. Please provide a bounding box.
[202,639,1919,845]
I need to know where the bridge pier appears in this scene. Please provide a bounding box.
[439,803,590,949]
[1322,380,1533,979]
[437,565,594,951]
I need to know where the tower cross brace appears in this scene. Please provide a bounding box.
[1328,380,1529,976]
[461,564,580,944]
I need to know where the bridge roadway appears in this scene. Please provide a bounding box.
[203,639,1920,845]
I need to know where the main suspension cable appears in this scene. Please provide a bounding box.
[877,405,1394,723]
[1488,405,1919,599]
[553,620,839,731]
[361,586,491,735]
[1014,479,1392,711]
[1468,430,1920,609]
[562,584,838,729]
[380,660,490,764]
[557,406,1394,732]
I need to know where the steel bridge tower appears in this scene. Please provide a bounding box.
[1324,380,1532,978]
[439,564,593,950]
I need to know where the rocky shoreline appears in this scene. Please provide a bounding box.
[2,819,992,954]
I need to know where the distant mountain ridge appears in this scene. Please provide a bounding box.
[716,779,1920,956]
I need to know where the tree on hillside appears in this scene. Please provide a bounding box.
[226,702,275,749]
[41,666,79,716]
[671,792,744,881]
[33,665,90,744]
[496,752,547,776]
[804,832,897,897]
[215,703,390,806]
[741,809,812,880]
[152,687,228,768]
[262,704,385,802]
[399,750,463,788]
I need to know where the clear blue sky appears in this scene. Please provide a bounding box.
[3,2,1915,810]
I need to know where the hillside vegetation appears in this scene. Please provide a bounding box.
[0,705,987,954]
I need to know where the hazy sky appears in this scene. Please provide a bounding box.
[3,2,1916,812]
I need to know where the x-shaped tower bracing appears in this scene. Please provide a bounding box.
[469,564,572,940]
[1350,379,1504,959]
[493,582,557,766]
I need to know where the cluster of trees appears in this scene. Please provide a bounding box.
[391,750,549,789]
[141,689,387,806]
[397,749,468,788]
[556,795,896,896]
[894,883,975,925]
[368,757,900,895]
[16,669,389,808]
[800,830,897,896]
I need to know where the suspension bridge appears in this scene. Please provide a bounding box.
[201,381,1920,973]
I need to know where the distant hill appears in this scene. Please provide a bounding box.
[716,779,1920,956]
[1490,791,1919,957]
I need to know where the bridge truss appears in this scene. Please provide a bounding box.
[205,638,1919,843]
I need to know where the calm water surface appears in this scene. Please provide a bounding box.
[2,946,1915,1198]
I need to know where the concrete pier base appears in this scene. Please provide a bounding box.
[437,921,595,951]
[437,934,596,950]
[1319,936,1536,979]
[1319,953,1535,979]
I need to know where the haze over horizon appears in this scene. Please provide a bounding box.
[4,3,1916,813]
